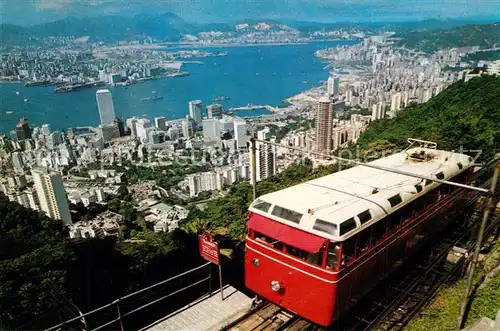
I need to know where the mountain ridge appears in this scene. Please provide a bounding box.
[1,13,499,48]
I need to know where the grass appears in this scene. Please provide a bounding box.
[405,242,500,331]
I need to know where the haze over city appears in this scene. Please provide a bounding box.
[1,0,500,24]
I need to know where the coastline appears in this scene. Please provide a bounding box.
[0,41,342,132]
[95,38,357,51]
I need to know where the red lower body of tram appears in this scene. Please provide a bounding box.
[245,182,472,325]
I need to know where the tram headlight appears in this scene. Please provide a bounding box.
[270,280,281,292]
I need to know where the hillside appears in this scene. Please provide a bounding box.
[0,12,195,46]
[396,22,500,53]
[0,15,491,48]
[356,75,500,162]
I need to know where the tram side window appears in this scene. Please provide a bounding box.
[341,237,356,265]
[372,219,387,244]
[326,244,340,270]
[254,232,283,250]
[388,211,401,233]
[355,228,371,255]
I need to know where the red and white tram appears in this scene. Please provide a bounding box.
[244,147,474,326]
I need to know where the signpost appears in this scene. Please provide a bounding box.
[198,232,223,300]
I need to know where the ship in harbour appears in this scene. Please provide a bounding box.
[141,91,164,102]
[212,96,231,102]
[55,81,105,93]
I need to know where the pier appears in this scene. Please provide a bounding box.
[228,104,277,113]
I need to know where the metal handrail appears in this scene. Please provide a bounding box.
[44,262,210,331]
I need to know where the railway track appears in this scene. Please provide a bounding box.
[225,303,298,331]
[225,167,499,331]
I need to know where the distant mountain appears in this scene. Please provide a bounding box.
[395,22,500,53]
[0,14,497,49]
[287,18,486,33]
[0,12,195,46]
[0,24,41,48]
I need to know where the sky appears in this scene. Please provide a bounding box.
[1,0,499,25]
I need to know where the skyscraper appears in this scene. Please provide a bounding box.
[315,96,333,154]
[154,116,167,130]
[96,89,116,125]
[327,75,340,96]
[15,117,31,140]
[206,104,223,119]
[333,76,340,96]
[233,119,247,149]
[32,167,72,225]
[327,76,334,96]
[188,100,203,124]
[255,128,276,182]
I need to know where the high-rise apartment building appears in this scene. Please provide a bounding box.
[32,167,72,225]
[315,96,333,154]
[390,92,402,112]
[371,102,386,121]
[255,128,276,182]
[188,100,203,124]
[96,89,116,125]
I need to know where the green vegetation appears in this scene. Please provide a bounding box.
[117,162,211,189]
[266,116,315,142]
[0,194,201,330]
[405,242,500,331]
[182,159,336,240]
[356,75,500,162]
[396,22,500,53]
[463,50,500,62]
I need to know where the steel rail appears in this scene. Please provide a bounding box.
[252,138,492,194]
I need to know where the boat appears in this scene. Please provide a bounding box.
[55,81,105,93]
[5,111,15,115]
[24,98,29,102]
[141,91,164,102]
[15,91,20,95]
[212,96,231,102]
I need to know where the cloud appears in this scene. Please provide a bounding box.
[36,0,77,10]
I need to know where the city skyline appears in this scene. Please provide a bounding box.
[1,0,499,25]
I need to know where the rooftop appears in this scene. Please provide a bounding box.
[249,148,473,241]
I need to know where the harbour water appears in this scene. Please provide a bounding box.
[0,41,357,133]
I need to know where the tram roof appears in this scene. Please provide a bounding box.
[248,148,473,242]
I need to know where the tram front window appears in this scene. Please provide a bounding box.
[287,246,323,266]
[254,232,283,250]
